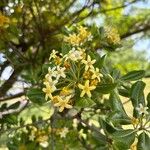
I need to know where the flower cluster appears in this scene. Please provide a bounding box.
[104,26,120,44]
[42,27,103,112]
[28,126,49,148]
[64,26,92,46]
[0,13,9,27]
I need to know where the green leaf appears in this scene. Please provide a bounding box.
[95,54,106,69]
[130,81,146,117]
[112,129,135,138]
[137,132,150,150]
[75,97,95,108]
[112,129,136,149]
[109,91,128,118]
[4,114,18,125]
[108,112,131,125]
[118,88,130,98]
[27,88,46,105]
[147,93,150,109]
[121,70,145,81]
[96,83,117,94]
[111,69,121,80]
[100,119,117,135]
[8,101,21,109]
[61,43,71,55]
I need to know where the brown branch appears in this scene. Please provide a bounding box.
[121,25,150,39]
[0,92,25,102]
[0,61,9,77]
[99,0,138,13]
[0,68,22,97]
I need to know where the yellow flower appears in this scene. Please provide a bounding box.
[63,61,71,69]
[36,135,48,143]
[60,87,74,96]
[90,79,99,86]
[65,47,83,61]
[54,56,62,65]
[59,127,69,138]
[64,26,91,46]
[90,68,102,82]
[54,95,72,112]
[42,82,55,100]
[77,26,91,42]
[78,129,87,139]
[130,139,138,150]
[136,103,149,115]
[83,71,92,79]
[64,33,81,46]
[104,26,120,44]
[131,117,139,126]
[56,66,66,79]
[49,49,58,60]
[82,55,96,71]
[47,67,57,78]
[78,80,96,97]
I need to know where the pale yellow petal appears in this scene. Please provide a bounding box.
[78,84,84,89]
[65,104,72,109]
[80,91,85,97]
[86,91,91,97]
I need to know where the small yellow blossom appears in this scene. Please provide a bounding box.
[59,127,69,138]
[54,56,62,65]
[64,26,91,46]
[60,87,74,96]
[63,61,71,69]
[43,77,57,91]
[136,103,149,115]
[130,139,138,150]
[51,95,60,104]
[82,55,96,71]
[47,67,57,78]
[83,71,92,79]
[131,117,139,126]
[36,135,48,143]
[90,79,99,86]
[42,82,55,100]
[90,68,102,82]
[49,49,58,60]
[77,26,91,42]
[78,129,87,139]
[64,33,81,46]
[54,95,72,112]
[65,47,83,61]
[104,26,120,44]
[56,66,66,79]
[78,80,96,97]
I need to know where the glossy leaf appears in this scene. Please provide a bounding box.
[96,83,117,94]
[130,81,146,117]
[121,70,145,81]
[137,132,150,150]
[75,97,95,108]
[27,88,46,105]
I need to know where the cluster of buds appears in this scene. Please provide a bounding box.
[42,26,103,112]
[104,26,120,44]
[64,26,92,46]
